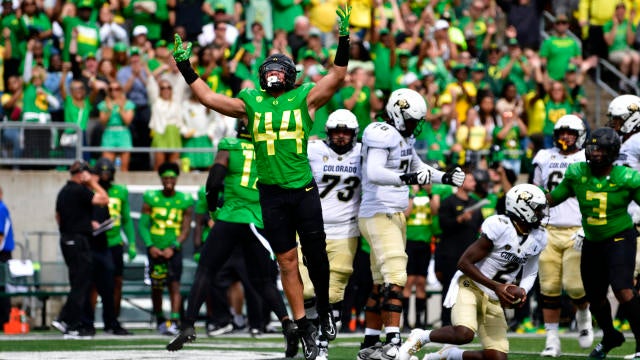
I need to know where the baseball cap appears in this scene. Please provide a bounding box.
[402,72,420,86]
[113,42,127,52]
[434,19,449,31]
[84,52,96,60]
[129,46,141,56]
[132,25,148,37]
[309,27,322,38]
[567,63,578,72]
[555,13,569,22]
[471,62,485,72]
[302,49,318,61]
[507,37,519,46]
[214,3,226,12]
[379,28,390,35]
[396,48,411,57]
[155,39,168,48]
[76,0,93,9]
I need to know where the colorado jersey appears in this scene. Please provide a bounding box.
[532,148,584,227]
[616,132,640,170]
[472,215,547,301]
[359,122,422,218]
[308,140,362,238]
[615,132,640,216]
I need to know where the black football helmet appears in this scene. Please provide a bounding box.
[258,54,297,92]
[95,157,115,182]
[585,127,621,170]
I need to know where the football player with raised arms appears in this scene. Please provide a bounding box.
[357,88,465,360]
[547,127,640,360]
[399,184,548,360]
[299,109,362,360]
[168,5,353,360]
[531,115,593,357]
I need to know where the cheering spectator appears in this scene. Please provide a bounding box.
[539,13,582,81]
[147,75,185,171]
[97,81,135,171]
[604,2,640,91]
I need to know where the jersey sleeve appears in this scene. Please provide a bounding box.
[142,190,154,205]
[195,186,208,215]
[480,215,509,247]
[362,122,401,149]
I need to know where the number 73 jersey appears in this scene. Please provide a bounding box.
[308,140,362,238]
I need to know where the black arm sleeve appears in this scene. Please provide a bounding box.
[205,163,227,212]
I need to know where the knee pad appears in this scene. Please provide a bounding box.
[364,284,383,314]
[541,294,562,310]
[381,284,404,314]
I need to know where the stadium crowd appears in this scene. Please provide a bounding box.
[5,0,640,360]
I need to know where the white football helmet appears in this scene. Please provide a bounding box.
[325,109,359,154]
[505,183,547,229]
[607,94,640,135]
[553,114,586,150]
[386,88,427,137]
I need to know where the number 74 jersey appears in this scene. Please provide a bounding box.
[308,140,362,238]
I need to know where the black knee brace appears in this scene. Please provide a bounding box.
[381,284,404,313]
[304,297,317,310]
[541,294,562,310]
[364,285,383,314]
[299,230,328,269]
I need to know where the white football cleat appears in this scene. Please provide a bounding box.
[540,338,561,357]
[423,345,459,360]
[398,329,430,360]
[577,309,594,349]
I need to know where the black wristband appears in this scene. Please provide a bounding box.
[176,59,198,85]
[334,35,350,67]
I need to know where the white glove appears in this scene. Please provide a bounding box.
[571,228,585,251]
[442,166,465,187]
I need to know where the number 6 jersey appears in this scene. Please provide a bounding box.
[308,139,362,238]
[532,147,584,227]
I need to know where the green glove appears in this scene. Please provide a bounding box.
[172,33,192,62]
[128,245,137,262]
[336,4,352,37]
[193,252,200,263]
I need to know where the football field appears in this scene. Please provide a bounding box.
[0,329,638,360]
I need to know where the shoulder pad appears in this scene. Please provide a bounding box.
[363,122,401,149]
[531,149,552,166]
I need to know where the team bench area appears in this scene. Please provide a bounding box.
[0,260,197,329]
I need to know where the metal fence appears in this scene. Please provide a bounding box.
[0,122,215,168]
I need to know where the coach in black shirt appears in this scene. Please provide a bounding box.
[436,170,484,327]
[53,160,109,339]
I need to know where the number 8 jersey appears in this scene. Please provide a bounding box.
[308,139,362,238]
[532,147,584,227]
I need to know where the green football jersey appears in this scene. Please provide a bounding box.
[215,137,263,227]
[105,184,136,248]
[550,163,640,241]
[142,190,194,249]
[406,187,433,243]
[238,83,315,189]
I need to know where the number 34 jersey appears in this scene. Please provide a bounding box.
[308,140,362,238]
[532,148,584,227]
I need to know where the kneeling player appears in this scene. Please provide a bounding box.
[399,184,548,360]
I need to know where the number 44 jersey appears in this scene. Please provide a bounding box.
[308,140,362,238]
[532,147,584,227]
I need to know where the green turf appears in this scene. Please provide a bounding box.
[0,329,638,359]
